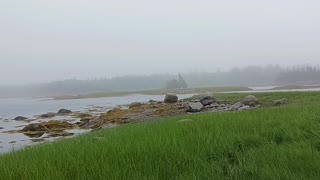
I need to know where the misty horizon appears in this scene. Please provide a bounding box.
[1,0,320,85]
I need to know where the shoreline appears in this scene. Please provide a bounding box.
[0,92,257,154]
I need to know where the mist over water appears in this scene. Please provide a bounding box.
[1,0,320,85]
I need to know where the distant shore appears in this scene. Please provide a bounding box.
[52,84,320,100]
[53,86,252,100]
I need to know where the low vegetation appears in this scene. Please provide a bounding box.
[1,92,320,179]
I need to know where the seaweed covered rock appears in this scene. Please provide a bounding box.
[129,102,142,109]
[57,109,72,114]
[20,120,76,132]
[42,120,76,130]
[164,94,178,103]
[21,124,47,132]
[39,112,56,118]
[14,116,28,121]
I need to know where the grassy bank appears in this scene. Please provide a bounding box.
[53,86,251,100]
[1,92,320,179]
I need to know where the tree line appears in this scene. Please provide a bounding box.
[0,65,319,98]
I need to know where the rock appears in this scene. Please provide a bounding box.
[274,98,289,106]
[23,131,45,138]
[80,117,104,129]
[230,102,243,111]
[177,119,193,123]
[0,127,4,130]
[238,105,251,111]
[191,93,215,106]
[200,96,215,106]
[210,103,220,108]
[57,109,72,114]
[13,116,28,121]
[129,102,142,108]
[164,94,178,103]
[150,105,158,109]
[187,102,204,112]
[21,124,47,132]
[47,132,74,137]
[40,112,56,118]
[42,120,75,130]
[242,95,259,106]
[21,120,76,132]
[175,103,186,109]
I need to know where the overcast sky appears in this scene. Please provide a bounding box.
[1,0,319,85]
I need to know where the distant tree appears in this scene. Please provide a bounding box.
[178,74,188,88]
[165,74,188,89]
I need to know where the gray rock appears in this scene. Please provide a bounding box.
[57,109,72,114]
[187,102,204,112]
[238,105,251,111]
[274,98,289,106]
[200,96,215,106]
[210,103,220,108]
[164,94,178,103]
[242,95,259,106]
[192,93,215,106]
[230,102,243,110]
[14,116,28,121]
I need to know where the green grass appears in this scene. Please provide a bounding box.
[2,92,320,179]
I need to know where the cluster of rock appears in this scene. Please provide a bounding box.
[14,109,73,121]
[185,94,259,113]
[19,120,77,138]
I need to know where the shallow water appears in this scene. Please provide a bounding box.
[0,94,194,154]
[229,87,320,94]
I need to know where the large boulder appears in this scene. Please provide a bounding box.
[13,116,28,121]
[242,95,259,106]
[129,102,142,109]
[164,94,178,103]
[274,98,289,106]
[57,109,72,114]
[187,102,204,112]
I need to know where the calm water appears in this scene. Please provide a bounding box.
[0,94,194,154]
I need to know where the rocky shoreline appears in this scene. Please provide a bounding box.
[6,93,264,138]
[0,93,291,153]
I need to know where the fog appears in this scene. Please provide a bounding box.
[1,0,320,85]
